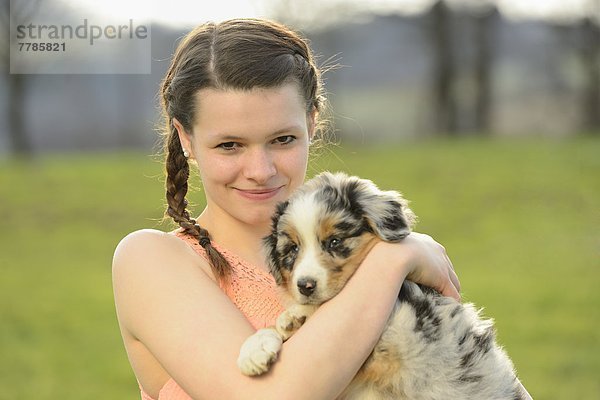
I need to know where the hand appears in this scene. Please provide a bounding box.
[403,232,461,300]
[373,233,461,301]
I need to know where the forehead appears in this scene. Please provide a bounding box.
[279,188,360,240]
[192,83,308,139]
[281,192,321,240]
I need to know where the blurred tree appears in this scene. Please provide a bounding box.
[473,5,499,135]
[577,15,600,133]
[428,0,458,135]
[0,0,41,157]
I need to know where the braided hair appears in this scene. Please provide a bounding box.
[160,19,326,280]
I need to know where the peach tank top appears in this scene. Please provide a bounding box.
[140,229,285,400]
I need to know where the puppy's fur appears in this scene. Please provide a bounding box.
[238,172,526,399]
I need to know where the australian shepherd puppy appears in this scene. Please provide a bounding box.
[238,172,528,399]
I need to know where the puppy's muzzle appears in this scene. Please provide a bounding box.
[297,277,317,297]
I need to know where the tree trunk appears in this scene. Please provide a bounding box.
[473,8,497,135]
[430,0,458,135]
[7,72,33,156]
[579,17,600,133]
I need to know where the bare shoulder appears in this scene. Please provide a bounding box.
[112,228,208,279]
[113,228,184,262]
[112,229,217,337]
[112,228,199,297]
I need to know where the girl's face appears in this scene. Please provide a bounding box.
[176,83,315,228]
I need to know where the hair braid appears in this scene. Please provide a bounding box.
[293,52,321,112]
[164,124,230,281]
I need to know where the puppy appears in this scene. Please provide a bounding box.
[238,172,527,399]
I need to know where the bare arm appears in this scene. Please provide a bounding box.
[113,230,457,400]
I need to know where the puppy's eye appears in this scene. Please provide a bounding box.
[327,237,341,249]
[281,243,300,270]
[284,243,299,255]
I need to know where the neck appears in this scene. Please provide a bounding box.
[196,207,272,269]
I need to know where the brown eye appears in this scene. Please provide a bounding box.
[327,237,341,249]
[283,242,299,255]
[217,142,239,151]
[281,243,299,270]
[273,135,296,145]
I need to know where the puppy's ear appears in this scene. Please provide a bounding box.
[343,176,417,242]
[263,200,289,285]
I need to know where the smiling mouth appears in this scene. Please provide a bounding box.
[234,186,284,200]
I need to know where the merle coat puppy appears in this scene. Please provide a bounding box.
[238,172,528,400]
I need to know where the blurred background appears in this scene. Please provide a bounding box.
[1,0,598,399]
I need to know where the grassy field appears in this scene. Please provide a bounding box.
[1,137,598,399]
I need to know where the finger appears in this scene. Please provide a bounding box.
[446,254,456,271]
[440,279,461,302]
[443,253,460,291]
[448,265,461,294]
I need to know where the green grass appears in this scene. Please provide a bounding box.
[1,138,598,399]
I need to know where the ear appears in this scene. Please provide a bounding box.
[262,200,290,285]
[343,176,417,242]
[172,118,194,158]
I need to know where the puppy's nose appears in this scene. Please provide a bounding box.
[297,277,317,296]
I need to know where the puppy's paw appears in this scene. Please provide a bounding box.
[237,328,283,376]
[276,304,316,341]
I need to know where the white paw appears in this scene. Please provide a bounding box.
[237,328,283,376]
[276,308,307,341]
[275,304,317,341]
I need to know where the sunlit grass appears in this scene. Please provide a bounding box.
[1,137,598,399]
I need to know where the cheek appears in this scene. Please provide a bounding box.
[196,154,239,186]
[276,145,309,183]
[326,236,379,290]
[280,269,297,295]
[327,260,356,291]
[278,267,290,285]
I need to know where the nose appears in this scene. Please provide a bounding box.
[297,277,317,297]
[243,147,276,184]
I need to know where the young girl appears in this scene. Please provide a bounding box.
[112,18,462,400]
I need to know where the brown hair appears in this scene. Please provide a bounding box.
[160,18,326,280]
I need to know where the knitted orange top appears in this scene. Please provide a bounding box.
[139,229,285,400]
